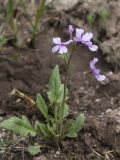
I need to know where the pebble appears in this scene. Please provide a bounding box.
[33,155,48,160]
[115,125,120,134]
[47,0,79,10]
[0,116,3,121]
[117,111,120,116]
[95,99,101,103]
[56,151,60,155]
[105,109,112,113]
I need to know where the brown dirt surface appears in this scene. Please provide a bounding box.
[0,27,120,160]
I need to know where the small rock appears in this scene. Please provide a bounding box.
[49,0,79,11]
[53,154,57,158]
[115,125,120,134]
[0,116,3,121]
[95,99,101,103]
[33,155,48,160]
[56,151,60,155]
[117,111,120,116]
[105,109,112,113]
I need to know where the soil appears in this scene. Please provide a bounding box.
[0,0,120,158]
[0,26,120,160]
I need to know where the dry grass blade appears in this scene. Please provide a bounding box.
[10,89,36,106]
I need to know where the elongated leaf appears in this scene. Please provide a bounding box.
[22,116,33,129]
[0,34,7,47]
[48,65,62,104]
[27,144,41,156]
[35,121,51,138]
[49,65,61,90]
[67,113,85,138]
[34,0,46,27]
[58,53,70,64]
[63,104,69,118]
[0,116,36,137]
[7,0,14,23]
[36,94,48,119]
[57,84,68,103]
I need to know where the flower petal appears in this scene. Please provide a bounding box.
[68,25,74,33]
[52,45,59,53]
[82,32,93,42]
[85,41,92,46]
[89,45,98,52]
[90,57,106,81]
[75,28,84,40]
[53,37,61,44]
[59,46,68,54]
[90,58,98,69]
[95,74,106,81]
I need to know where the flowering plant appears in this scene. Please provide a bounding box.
[0,25,105,148]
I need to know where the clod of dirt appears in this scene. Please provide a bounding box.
[48,0,79,11]
[104,107,120,133]
[33,155,48,160]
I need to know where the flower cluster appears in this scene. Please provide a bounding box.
[52,25,105,81]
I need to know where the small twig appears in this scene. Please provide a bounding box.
[10,89,36,106]
[104,150,115,160]
[90,147,102,158]
[22,142,25,160]
[81,154,86,160]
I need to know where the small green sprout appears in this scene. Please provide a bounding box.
[2,0,45,47]
[87,13,95,27]
[20,0,46,46]
[7,0,18,43]
[87,8,109,30]
[99,8,109,23]
[0,33,7,47]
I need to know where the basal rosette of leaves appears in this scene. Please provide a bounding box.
[0,25,105,148]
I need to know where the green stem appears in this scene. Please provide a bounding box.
[59,53,72,138]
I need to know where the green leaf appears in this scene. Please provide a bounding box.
[57,84,68,104]
[34,0,45,28]
[87,14,95,25]
[63,104,69,118]
[36,94,48,119]
[7,0,14,23]
[0,34,7,47]
[58,53,70,64]
[67,113,85,138]
[48,66,69,104]
[49,65,61,91]
[26,144,41,156]
[99,8,109,21]
[21,116,35,136]
[48,65,64,104]
[0,116,36,137]
[48,84,65,104]
[35,121,51,138]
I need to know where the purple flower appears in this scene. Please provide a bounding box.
[74,28,84,42]
[52,37,72,54]
[85,41,98,52]
[90,58,106,81]
[68,25,74,34]
[74,28,98,52]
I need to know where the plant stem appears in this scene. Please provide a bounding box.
[59,53,72,138]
